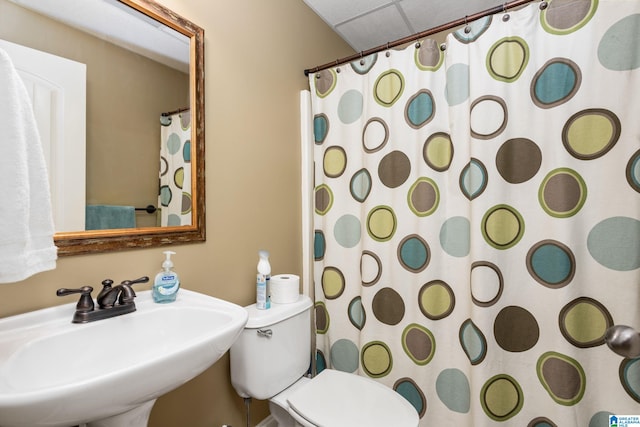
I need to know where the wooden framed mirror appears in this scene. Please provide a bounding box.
[0,0,205,256]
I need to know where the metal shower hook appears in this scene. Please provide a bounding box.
[502,2,511,21]
[464,15,471,34]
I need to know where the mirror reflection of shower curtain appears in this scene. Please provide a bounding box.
[159,110,192,226]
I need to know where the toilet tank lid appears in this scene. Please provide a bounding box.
[244,294,312,328]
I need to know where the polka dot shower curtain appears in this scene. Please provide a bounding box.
[159,110,192,226]
[309,0,640,425]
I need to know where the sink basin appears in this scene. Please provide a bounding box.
[0,289,248,427]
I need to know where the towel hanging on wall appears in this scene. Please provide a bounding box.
[85,205,136,230]
[0,48,57,283]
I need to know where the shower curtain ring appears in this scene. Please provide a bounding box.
[359,51,366,65]
[386,42,391,57]
[502,2,511,21]
[464,15,471,33]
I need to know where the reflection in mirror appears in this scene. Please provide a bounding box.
[0,0,205,255]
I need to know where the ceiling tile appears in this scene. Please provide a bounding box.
[302,0,393,25]
[303,0,515,53]
[335,4,412,52]
[401,0,504,35]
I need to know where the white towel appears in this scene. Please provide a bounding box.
[0,48,57,283]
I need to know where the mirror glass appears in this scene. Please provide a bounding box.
[0,0,205,255]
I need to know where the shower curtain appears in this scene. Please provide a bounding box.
[159,110,192,226]
[309,0,640,425]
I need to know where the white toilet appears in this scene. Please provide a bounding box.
[230,295,419,427]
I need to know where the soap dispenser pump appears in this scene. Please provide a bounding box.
[153,250,180,303]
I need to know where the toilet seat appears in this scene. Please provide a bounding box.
[286,369,419,427]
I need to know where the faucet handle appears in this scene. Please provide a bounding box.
[120,276,150,286]
[117,276,149,304]
[56,286,95,313]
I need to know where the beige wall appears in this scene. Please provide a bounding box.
[0,0,352,426]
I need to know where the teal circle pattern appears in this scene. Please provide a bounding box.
[167,133,181,154]
[527,240,575,288]
[394,378,426,417]
[338,90,364,124]
[183,140,191,162]
[167,214,181,226]
[314,114,329,144]
[348,296,366,330]
[436,368,471,413]
[330,339,359,373]
[398,235,430,272]
[531,59,581,108]
[334,214,361,248]
[159,185,172,206]
[405,90,435,128]
[350,168,372,202]
[529,417,557,427]
[350,53,378,75]
[314,230,325,260]
[440,216,471,257]
[316,350,327,373]
[628,149,640,192]
[453,16,492,43]
[589,412,615,427]
[460,159,488,200]
[587,216,640,271]
[445,63,470,106]
[598,14,640,70]
[459,319,487,365]
[620,357,640,403]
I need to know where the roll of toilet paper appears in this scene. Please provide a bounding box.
[270,274,300,304]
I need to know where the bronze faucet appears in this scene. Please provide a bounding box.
[57,276,149,323]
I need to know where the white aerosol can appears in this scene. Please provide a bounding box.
[256,250,271,309]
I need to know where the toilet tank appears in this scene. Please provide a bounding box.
[230,295,312,400]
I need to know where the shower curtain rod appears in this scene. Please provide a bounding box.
[304,0,540,76]
[161,106,190,116]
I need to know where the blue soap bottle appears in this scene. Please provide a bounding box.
[153,251,180,303]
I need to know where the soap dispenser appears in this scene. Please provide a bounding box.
[153,250,180,303]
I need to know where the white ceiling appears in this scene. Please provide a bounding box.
[302,0,509,52]
[9,0,190,72]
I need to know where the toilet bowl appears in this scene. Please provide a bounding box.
[229,295,419,427]
[283,369,417,427]
[268,375,310,427]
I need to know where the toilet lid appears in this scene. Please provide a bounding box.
[287,369,418,427]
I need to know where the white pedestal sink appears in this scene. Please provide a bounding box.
[0,289,248,427]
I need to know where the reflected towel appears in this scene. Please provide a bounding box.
[85,205,136,230]
[0,48,57,283]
